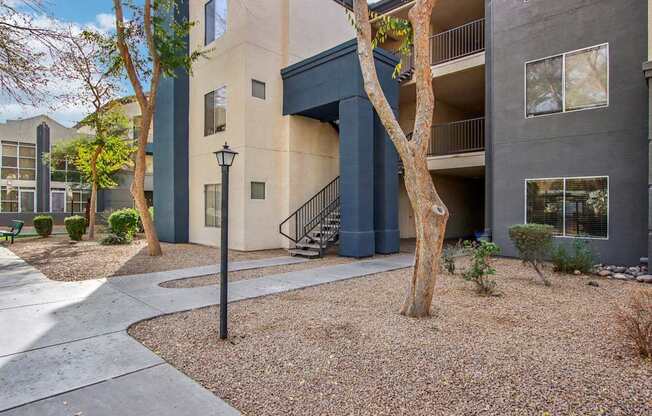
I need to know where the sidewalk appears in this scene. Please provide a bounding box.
[0,246,413,415]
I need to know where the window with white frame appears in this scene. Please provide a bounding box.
[525,176,608,238]
[50,187,90,213]
[526,44,608,117]
[1,186,35,213]
[204,86,227,136]
[205,184,221,227]
[50,159,82,183]
[204,0,227,45]
[1,141,36,180]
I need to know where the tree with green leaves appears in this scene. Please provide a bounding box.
[46,109,135,239]
[105,0,203,256]
[351,0,449,317]
[53,28,135,240]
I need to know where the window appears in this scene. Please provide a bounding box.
[525,176,608,239]
[526,44,608,117]
[50,159,82,184]
[0,186,35,213]
[251,181,265,200]
[205,0,227,45]
[204,86,227,136]
[66,187,91,214]
[1,141,36,180]
[205,184,221,227]
[51,190,65,212]
[252,79,266,99]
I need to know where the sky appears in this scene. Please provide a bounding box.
[1,0,383,128]
[0,1,120,127]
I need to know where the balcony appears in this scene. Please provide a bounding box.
[428,117,484,157]
[398,18,485,82]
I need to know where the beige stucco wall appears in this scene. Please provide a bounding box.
[187,0,352,250]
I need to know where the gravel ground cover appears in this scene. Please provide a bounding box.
[160,255,355,288]
[130,258,652,416]
[5,235,286,281]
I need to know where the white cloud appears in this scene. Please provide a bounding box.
[0,10,122,128]
[95,13,116,33]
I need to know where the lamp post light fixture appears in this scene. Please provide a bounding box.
[65,183,74,216]
[214,142,238,340]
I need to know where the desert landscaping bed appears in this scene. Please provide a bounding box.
[5,235,287,281]
[130,258,652,416]
[160,255,355,288]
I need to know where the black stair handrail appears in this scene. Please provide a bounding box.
[317,196,341,256]
[279,176,340,244]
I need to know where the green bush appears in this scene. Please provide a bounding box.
[552,240,595,274]
[64,216,87,241]
[100,233,132,245]
[441,240,466,274]
[108,208,140,238]
[33,215,53,237]
[462,240,500,295]
[508,224,554,286]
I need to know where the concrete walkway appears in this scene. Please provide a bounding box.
[0,246,413,415]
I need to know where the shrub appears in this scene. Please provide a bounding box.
[551,240,595,274]
[64,216,87,241]
[441,240,466,274]
[462,240,500,296]
[616,289,652,359]
[101,233,132,245]
[508,224,554,286]
[108,208,140,238]
[33,215,53,237]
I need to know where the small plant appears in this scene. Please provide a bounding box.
[108,208,140,238]
[508,224,554,286]
[33,215,53,237]
[101,233,132,245]
[441,240,465,274]
[64,215,87,241]
[551,240,595,274]
[462,240,500,295]
[138,206,155,233]
[616,289,652,360]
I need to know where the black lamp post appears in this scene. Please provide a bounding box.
[214,142,238,340]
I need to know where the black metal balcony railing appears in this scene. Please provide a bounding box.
[428,117,485,156]
[430,18,485,66]
[397,18,485,82]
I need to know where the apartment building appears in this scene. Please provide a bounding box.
[155,0,649,265]
[0,98,154,226]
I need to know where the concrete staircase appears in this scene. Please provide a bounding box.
[288,210,340,258]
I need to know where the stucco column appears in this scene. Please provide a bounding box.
[339,96,375,257]
[373,112,399,254]
[36,122,50,213]
[483,0,494,240]
[644,61,652,264]
[153,0,189,243]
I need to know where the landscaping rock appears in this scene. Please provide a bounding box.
[613,273,629,280]
[613,266,627,273]
[598,270,612,277]
[587,281,600,287]
[636,275,652,283]
[573,270,582,275]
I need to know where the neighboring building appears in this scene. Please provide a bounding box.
[154,0,649,265]
[0,97,154,226]
[0,115,84,225]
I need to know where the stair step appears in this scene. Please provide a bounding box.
[288,248,321,258]
[296,242,324,250]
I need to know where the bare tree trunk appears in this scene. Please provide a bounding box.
[114,0,162,256]
[353,0,448,317]
[88,146,102,240]
[131,111,161,256]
